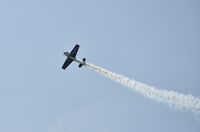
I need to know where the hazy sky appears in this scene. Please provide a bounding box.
[0,0,200,132]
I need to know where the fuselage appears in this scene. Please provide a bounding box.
[64,52,86,65]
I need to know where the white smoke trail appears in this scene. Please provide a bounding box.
[86,62,200,113]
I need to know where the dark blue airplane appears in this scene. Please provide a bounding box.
[62,44,86,70]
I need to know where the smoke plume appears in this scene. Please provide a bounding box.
[86,62,200,113]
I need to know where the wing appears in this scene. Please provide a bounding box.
[62,58,73,70]
[69,44,79,58]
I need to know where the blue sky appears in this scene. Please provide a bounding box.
[0,0,200,132]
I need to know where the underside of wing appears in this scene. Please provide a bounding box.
[62,58,73,70]
[70,44,79,58]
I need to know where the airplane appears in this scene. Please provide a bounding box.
[62,44,86,70]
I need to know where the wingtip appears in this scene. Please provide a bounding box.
[76,44,80,47]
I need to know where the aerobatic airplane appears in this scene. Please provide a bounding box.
[62,44,86,70]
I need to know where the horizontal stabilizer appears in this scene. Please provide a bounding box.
[78,58,86,68]
[78,64,83,68]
